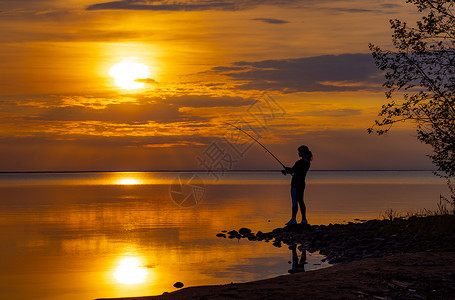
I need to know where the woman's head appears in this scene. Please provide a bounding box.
[298,145,313,161]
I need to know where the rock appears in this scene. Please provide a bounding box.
[216,233,226,238]
[272,227,284,234]
[227,230,241,239]
[239,227,252,235]
[247,235,257,241]
[173,282,184,288]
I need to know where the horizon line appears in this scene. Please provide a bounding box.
[0,169,438,174]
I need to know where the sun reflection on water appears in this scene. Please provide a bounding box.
[116,178,142,185]
[113,257,148,284]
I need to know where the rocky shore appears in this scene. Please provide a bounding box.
[217,215,455,264]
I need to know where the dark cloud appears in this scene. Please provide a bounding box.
[0,0,54,10]
[329,8,378,13]
[211,66,249,72]
[0,29,153,43]
[86,0,311,11]
[210,53,382,93]
[1,95,255,124]
[136,78,158,84]
[87,0,240,11]
[381,3,401,9]
[0,0,72,18]
[204,83,226,87]
[0,134,214,149]
[86,0,396,14]
[32,102,183,124]
[251,18,289,24]
[165,95,256,108]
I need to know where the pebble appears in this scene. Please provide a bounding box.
[173,282,184,288]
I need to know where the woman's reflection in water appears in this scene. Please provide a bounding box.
[288,245,306,273]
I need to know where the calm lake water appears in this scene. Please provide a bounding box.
[0,171,448,299]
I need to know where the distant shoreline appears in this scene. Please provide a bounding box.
[0,169,437,174]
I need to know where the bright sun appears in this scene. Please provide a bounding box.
[109,61,151,90]
[114,257,148,284]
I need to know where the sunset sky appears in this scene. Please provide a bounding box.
[0,0,435,172]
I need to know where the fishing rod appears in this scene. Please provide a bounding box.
[225,122,286,171]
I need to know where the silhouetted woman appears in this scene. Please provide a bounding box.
[282,145,312,225]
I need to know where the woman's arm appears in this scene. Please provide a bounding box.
[281,166,294,175]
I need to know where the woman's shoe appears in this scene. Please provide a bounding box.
[285,219,297,225]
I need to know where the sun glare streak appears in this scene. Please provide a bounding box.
[109,61,151,90]
[114,257,148,284]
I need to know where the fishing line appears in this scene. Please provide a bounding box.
[225,122,286,171]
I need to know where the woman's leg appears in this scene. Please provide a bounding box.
[291,187,298,219]
[296,186,306,221]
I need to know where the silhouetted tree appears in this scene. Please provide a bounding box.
[369,0,455,209]
[369,0,455,173]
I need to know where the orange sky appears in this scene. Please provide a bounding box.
[0,0,435,171]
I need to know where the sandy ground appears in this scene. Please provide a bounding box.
[98,251,455,300]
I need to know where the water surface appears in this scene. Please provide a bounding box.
[0,171,447,299]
